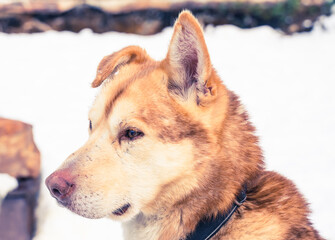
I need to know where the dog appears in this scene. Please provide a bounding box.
[46,10,323,240]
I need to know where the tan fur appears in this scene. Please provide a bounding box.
[47,10,323,240]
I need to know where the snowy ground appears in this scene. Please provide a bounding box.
[0,174,17,210]
[0,11,335,240]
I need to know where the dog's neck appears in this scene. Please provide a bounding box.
[123,91,264,240]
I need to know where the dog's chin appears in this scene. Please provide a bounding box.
[59,199,109,219]
[66,204,107,219]
[61,200,137,221]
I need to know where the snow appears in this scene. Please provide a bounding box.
[0,173,18,210]
[0,10,334,240]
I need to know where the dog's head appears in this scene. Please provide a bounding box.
[46,11,234,221]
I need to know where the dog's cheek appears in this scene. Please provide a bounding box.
[151,140,195,180]
[120,141,159,198]
[125,140,195,205]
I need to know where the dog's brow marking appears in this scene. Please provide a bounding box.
[104,63,158,117]
[105,87,125,117]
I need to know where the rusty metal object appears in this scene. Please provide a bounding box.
[0,118,41,178]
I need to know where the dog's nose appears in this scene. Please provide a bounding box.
[45,170,75,203]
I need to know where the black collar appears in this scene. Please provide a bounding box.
[184,187,247,240]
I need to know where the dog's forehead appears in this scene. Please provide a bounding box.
[89,62,168,123]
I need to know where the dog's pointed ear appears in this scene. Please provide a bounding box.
[92,46,148,88]
[165,10,214,103]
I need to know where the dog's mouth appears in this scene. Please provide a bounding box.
[112,203,131,216]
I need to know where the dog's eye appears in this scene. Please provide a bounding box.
[89,120,92,131]
[124,129,143,140]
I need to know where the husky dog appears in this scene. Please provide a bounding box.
[46,10,323,240]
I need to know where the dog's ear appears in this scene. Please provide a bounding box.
[92,46,148,88]
[165,10,214,103]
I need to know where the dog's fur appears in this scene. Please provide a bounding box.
[47,11,323,240]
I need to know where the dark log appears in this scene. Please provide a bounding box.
[0,177,40,240]
[0,1,333,35]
